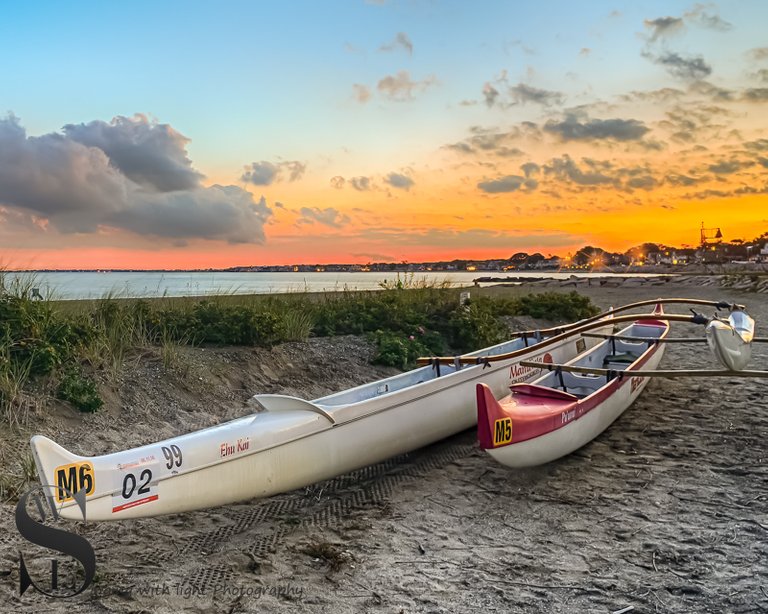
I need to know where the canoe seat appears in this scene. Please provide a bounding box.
[603,351,640,365]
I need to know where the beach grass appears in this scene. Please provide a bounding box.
[0,270,599,424]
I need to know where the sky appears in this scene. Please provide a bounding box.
[1,0,767,269]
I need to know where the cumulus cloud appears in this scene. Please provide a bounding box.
[749,47,768,61]
[282,161,306,181]
[63,114,204,192]
[241,161,278,185]
[112,189,272,244]
[658,103,734,142]
[643,16,684,41]
[620,87,685,103]
[665,173,701,186]
[377,71,437,101]
[520,162,540,177]
[642,50,712,80]
[745,138,768,151]
[350,176,372,191]
[0,114,272,242]
[708,159,754,174]
[683,184,768,200]
[483,83,500,108]
[445,125,535,158]
[323,175,374,191]
[742,88,768,102]
[687,80,734,101]
[626,175,658,190]
[353,83,372,103]
[298,206,350,228]
[384,172,414,190]
[495,147,525,158]
[508,83,565,107]
[0,115,127,228]
[543,113,649,142]
[466,128,507,150]
[241,160,306,185]
[543,155,617,186]
[445,142,474,154]
[477,175,537,194]
[380,32,413,56]
[684,5,732,31]
[644,7,730,41]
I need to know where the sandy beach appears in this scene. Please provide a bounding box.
[1,281,766,613]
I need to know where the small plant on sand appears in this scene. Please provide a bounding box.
[300,541,351,572]
[0,449,38,502]
[0,336,39,428]
[280,308,316,342]
[57,367,103,413]
[91,294,155,374]
[159,327,191,373]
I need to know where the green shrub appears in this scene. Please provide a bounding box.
[371,330,433,370]
[57,368,103,413]
[514,291,599,321]
[446,304,509,353]
[188,302,282,346]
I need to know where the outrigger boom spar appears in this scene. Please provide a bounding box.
[518,361,768,379]
[417,311,711,366]
[481,297,742,340]
[581,333,768,344]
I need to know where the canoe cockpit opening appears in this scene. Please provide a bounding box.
[316,363,460,407]
[603,351,641,366]
[527,365,606,399]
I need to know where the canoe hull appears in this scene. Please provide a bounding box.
[478,317,668,468]
[485,344,664,468]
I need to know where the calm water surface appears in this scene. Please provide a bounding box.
[2,271,662,300]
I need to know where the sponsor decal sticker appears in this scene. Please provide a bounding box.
[220,437,250,458]
[509,352,553,384]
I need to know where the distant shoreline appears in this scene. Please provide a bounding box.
[4,261,767,275]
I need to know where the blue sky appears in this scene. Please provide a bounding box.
[1,1,767,268]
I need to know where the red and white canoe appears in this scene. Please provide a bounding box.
[477,309,669,468]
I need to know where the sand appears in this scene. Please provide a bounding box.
[0,282,766,613]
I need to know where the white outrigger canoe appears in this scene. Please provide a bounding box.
[32,320,612,520]
[477,309,669,468]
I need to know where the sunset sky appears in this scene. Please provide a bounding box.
[1,0,767,269]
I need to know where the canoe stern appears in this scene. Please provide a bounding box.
[476,383,512,450]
